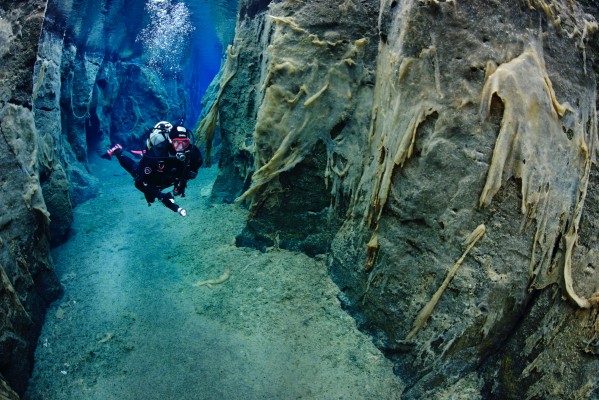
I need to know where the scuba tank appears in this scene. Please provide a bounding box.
[146,121,172,157]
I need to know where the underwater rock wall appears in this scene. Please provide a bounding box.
[218,0,599,398]
[335,1,598,398]
[34,22,83,244]
[210,2,268,202]
[216,0,380,254]
[0,0,62,397]
[94,61,185,148]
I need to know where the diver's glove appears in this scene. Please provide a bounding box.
[173,180,186,197]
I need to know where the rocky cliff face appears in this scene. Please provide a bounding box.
[214,0,380,255]
[0,0,62,397]
[214,0,599,398]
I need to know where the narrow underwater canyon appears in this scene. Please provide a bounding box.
[1,0,598,399]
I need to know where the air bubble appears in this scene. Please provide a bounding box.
[136,0,195,76]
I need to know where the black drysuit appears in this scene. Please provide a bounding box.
[116,145,203,213]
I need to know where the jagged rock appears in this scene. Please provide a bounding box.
[0,0,45,108]
[33,29,74,245]
[0,103,63,397]
[40,163,72,245]
[216,0,380,254]
[0,375,19,400]
[34,12,100,212]
[0,1,63,397]
[218,0,599,398]
[92,61,119,149]
[63,49,104,163]
[211,14,264,203]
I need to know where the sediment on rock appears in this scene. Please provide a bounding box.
[218,0,380,254]
[219,0,599,398]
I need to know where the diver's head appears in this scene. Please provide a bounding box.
[169,125,191,160]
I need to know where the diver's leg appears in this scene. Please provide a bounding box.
[115,154,138,178]
[134,180,186,216]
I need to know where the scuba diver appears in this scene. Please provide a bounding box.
[102,121,203,217]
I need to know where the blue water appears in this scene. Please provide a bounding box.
[51,0,236,141]
[132,0,235,126]
[183,1,225,127]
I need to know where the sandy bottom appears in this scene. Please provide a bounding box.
[24,155,404,400]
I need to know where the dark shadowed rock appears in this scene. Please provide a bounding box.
[0,2,63,395]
